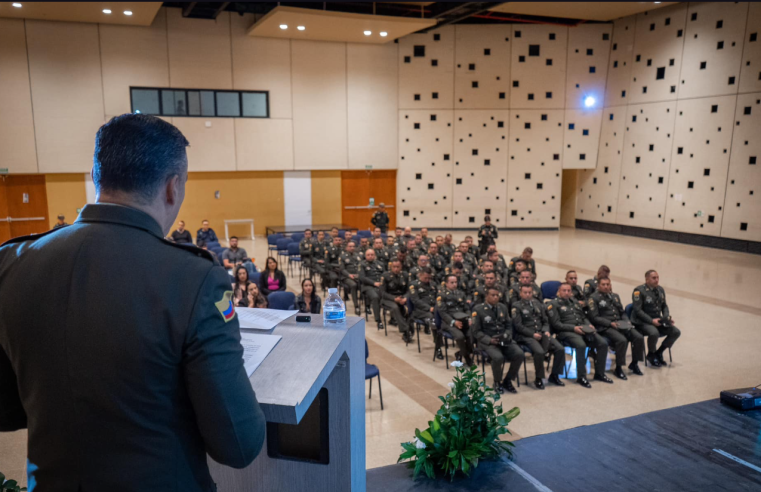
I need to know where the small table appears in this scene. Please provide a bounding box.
[225,219,255,242]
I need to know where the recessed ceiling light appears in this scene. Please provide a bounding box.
[12,2,22,7]
[279,24,288,30]
[364,30,372,36]
[654,1,661,3]
[103,9,112,14]
[380,32,388,37]
[297,26,305,31]
[123,10,132,16]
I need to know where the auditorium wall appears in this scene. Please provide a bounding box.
[45,174,87,229]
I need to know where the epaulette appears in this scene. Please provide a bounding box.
[160,238,215,262]
[1,227,59,247]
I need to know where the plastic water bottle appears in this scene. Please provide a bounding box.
[323,288,346,325]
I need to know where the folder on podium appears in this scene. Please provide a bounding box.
[208,315,366,492]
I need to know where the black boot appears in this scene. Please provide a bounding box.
[435,348,444,360]
[534,379,545,390]
[502,380,517,394]
[646,353,662,367]
[614,366,628,380]
[594,373,614,384]
[628,362,644,376]
[549,374,565,387]
[576,377,592,388]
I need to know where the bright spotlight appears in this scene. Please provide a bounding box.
[279,24,288,30]
[363,30,372,36]
[297,26,305,31]
[584,96,596,108]
[123,10,132,16]
[12,2,22,7]
[103,9,112,14]
[380,32,388,37]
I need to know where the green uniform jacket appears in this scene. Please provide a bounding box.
[380,271,409,300]
[339,251,363,277]
[436,288,469,327]
[359,259,385,286]
[508,282,543,304]
[570,284,587,307]
[478,224,498,245]
[439,243,455,263]
[583,277,598,297]
[299,237,314,260]
[371,211,389,229]
[374,247,391,268]
[508,256,537,278]
[511,298,550,340]
[472,302,512,346]
[472,283,508,307]
[0,204,265,491]
[587,291,627,330]
[547,297,592,334]
[409,280,438,312]
[631,284,670,325]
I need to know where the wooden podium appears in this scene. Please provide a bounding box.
[208,315,366,491]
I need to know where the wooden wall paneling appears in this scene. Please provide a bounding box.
[0,178,10,243]
[6,175,49,238]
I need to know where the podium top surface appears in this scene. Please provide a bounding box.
[248,314,364,424]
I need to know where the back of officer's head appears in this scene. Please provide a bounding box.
[93,114,189,204]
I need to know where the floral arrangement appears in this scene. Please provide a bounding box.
[0,472,26,492]
[398,361,520,481]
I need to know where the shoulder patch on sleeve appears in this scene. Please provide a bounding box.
[633,291,640,300]
[547,304,553,310]
[436,296,442,302]
[472,311,477,317]
[511,308,517,315]
[215,291,236,322]
[588,299,594,308]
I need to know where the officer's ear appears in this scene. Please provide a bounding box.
[165,174,183,206]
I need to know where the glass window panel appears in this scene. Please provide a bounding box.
[242,92,268,117]
[131,89,160,114]
[216,92,240,117]
[200,91,215,116]
[161,90,175,115]
[187,91,201,116]
[172,91,187,116]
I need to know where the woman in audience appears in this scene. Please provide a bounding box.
[259,257,287,296]
[247,282,268,309]
[232,265,250,307]
[295,278,321,314]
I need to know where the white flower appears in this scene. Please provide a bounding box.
[450,360,464,368]
[414,437,427,449]
[447,382,455,389]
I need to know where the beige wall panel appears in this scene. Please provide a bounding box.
[721,93,761,241]
[664,96,736,235]
[616,101,677,229]
[230,14,292,119]
[562,109,603,169]
[0,19,37,174]
[45,174,86,228]
[505,109,564,228]
[26,20,105,173]
[576,106,627,224]
[510,25,568,109]
[311,171,343,225]
[291,40,348,170]
[347,43,398,170]
[677,2,747,99]
[398,110,454,228]
[628,3,687,105]
[235,119,294,171]
[166,8,232,89]
[605,17,636,108]
[172,117,236,171]
[739,2,761,94]
[565,24,612,109]
[452,110,509,227]
[399,26,455,110]
[454,25,511,109]
[100,8,170,116]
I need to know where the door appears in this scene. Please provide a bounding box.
[0,175,49,243]
[341,170,396,231]
[283,171,313,227]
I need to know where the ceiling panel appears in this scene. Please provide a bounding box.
[489,2,677,22]
[0,2,161,26]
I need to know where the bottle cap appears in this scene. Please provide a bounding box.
[328,288,338,294]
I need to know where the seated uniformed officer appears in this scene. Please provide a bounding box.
[359,248,385,328]
[408,254,430,280]
[299,229,314,276]
[508,270,543,306]
[440,234,455,263]
[324,236,342,288]
[473,271,507,307]
[478,215,498,256]
[458,241,479,273]
[548,283,612,388]
[409,267,438,338]
[565,270,587,308]
[381,259,412,342]
[588,277,645,378]
[446,251,474,280]
[427,242,446,282]
[465,236,480,259]
[392,227,404,246]
[372,237,390,268]
[512,284,566,389]
[508,258,527,285]
[0,114,265,489]
[340,241,363,315]
[508,247,537,278]
[472,287,525,394]
[420,227,433,247]
[437,274,474,366]
[476,260,503,286]
[487,250,509,282]
[372,227,382,241]
[312,231,328,286]
[359,237,370,254]
[584,265,610,297]
[632,270,681,367]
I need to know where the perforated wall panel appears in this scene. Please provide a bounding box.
[510,25,568,109]
[739,2,761,94]
[605,17,636,108]
[505,110,564,227]
[399,26,455,110]
[721,93,761,241]
[454,25,511,109]
[565,24,612,109]
[576,106,627,224]
[616,101,677,229]
[562,109,603,169]
[398,110,454,227]
[664,96,737,235]
[452,109,509,227]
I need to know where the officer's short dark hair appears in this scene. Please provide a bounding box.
[523,247,533,254]
[420,267,433,275]
[230,236,238,241]
[645,269,657,278]
[391,258,401,265]
[398,246,407,254]
[486,286,501,294]
[453,261,464,270]
[482,260,493,267]
[484,271,496,277]
[445,274,458,283]
[514,259,527,267]
[598,276,611,284]
[520,284,533,290]
[93,114,189,202]
[347,240,356,246]
[484,216,490,221]
[566,270,576,276]
[305,228,312,233]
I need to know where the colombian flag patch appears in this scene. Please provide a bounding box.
[215,291,235,322]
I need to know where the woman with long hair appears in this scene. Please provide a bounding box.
[259,256,286,296]
[247,282,268,309]
[295,278,321,314]
[232,265,250,307]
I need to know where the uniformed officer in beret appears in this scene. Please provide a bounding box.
[588,277,645,378]
[437,274,474,367]
[0,114,265,490]
[371,203,390,233]
[548,283,612,388]
[478,215,498,256]
[472,287,525,394]
[632,270,681,367]
[359,248,386,328]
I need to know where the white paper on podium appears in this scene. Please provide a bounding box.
[236,307,298,330]
[240,333,282,377]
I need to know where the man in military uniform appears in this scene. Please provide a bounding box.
[372,227,383,242]
[472,287,525,394]
[512,285,566,388]
[392,227,404,246]
[508,247,537,278]
[397,246,414,272]
[0,114,265,489]
[465,236,480,259]
[386,235,397,250]
[458,241,479,273]
[299,229,315,276]
[440,234,455,263]
[340,241,363,315]
[437,274,474,367]
[487,250,509,283]
[480,244,504,264]
[407,238,423,265]
[508,271,543,305]
[420,227,433,248]
[508,259,528,285]
[446,251,475,280]
[381,259,412,342]
[472,271,507,307]
[359,237,371,254]
[632,270,681,367]
[427,242,445,281]
[409,267,438,339]
[565,270,587,308]
[342,230,353,251]
[408,254,431,280]
[446,261,474,303]
[588,277,645,378]
[359,248,385,328]
[478,216,498,256]
[329,227,340,242]
[324,236,342,288]
[371,203,390,233]
[476,260,502,286]
[548,283,612,388]
[372,237,390,268]
[401,226,414,246]
[584,265,611,298]
[312,231,328,286]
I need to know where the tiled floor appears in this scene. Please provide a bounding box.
[2,227,760,483]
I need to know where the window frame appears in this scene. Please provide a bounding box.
[129,86,270,119]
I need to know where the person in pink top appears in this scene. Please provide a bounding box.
[259,257,287,297]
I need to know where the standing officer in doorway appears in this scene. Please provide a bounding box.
[632,270,681,367]
[371,203,390,233]
[0,114,265,490]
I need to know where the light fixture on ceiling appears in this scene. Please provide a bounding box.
[103,9,112,14]
[380,32,388,37]
[12,2,22,7]
[279,24,288,30]
[123,10,132,16]
[364,30,372,36]
[654,2,661,4]
[297,26,305,31]
[584,96,596,108]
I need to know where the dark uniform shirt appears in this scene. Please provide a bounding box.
[370,211,389,231]
[196,227,219,248]
[472,283,508,307]
[380,270,409,300]
[440,243,455,263]
[428,253,446,280]
[583,277,598,297]
[359,259,385,286]
[0,204,265,491]
[508,282,543,304]
[325,243,341,269]
[339,250,363,277]
[299,237,314,261]
[436,288,469,327]
[631,284,670,325]
[472,302,513,346]
[409,280,438,313]
[587,291,626,330]
[508,256,537,278]
[478,224,498,246]
[547,297,592,334]
[570,284,587,307]
[373,247,390,269]
[511,298,550,341]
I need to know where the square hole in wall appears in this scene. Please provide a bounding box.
[515,30,522,38]
[549,32,555,40]
[511,210,518,216]
[677,29,683,37]
[519,55,526,62]
[404,56,411,63]
[432,92,439,99]
[484,48,491,56]
[537,183,543,189]
[472,149,478,156]
[741,223,748,231]
[568,123,575,130]
[472,81,479,88]
[444,154,450,160]
[658,177,664,184]
[656,67,665,79]
[700,61,707,69]
[414,94,421,101]
[553,154,559,160]
[704,169,710,176]
[498,121,504,128]
[456,178,462,184]
[403,210,409,216]
[525,173,531,179]
[513,80,520,87]
[499,92,506,99]
[546,59,553,66]
[750,156,757,165]
[630,212,635,218]
[529,45,540,56]
[414,123,420,129]
[414,45,425,57]
[583,129,589,136]
[431,59,438,67]
[433,33,440,41]
[688,181,694,189]
[528,93,534,100]
[546,92,553,98]
[589,66,596,73]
